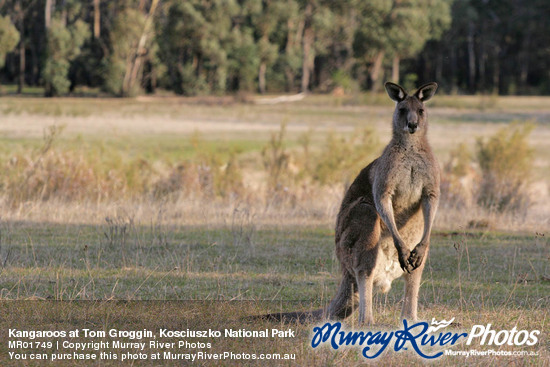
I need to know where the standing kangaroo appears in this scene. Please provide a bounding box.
[256,82,440,325]
[326,82,440,325]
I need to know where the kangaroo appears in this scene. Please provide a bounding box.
[256,82,440,325]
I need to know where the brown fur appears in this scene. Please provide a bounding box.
[256,82,440,325]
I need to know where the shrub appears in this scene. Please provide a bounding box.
[151,163,201,199]
[152,158,243,200]
[4,149,157,205]
[308,127,378,186]
[331,69,359,94]
[261,123,291,193]
[152,134,244,200]
[2,126,156,204]
[440,142,477,209]
[475,122,534,212]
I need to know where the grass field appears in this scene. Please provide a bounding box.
[0,93,548,365]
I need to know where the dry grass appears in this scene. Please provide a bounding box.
[0,94,548,232]
[0,94,548,365]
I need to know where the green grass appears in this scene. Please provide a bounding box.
[0,134,264,166]
[1,222,547,305]
[0,222,548,365]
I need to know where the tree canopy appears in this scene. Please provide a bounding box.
[0,0,548,96]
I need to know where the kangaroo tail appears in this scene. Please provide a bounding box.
[252,308,325,323]
[248,271,357,324]
[325,270,357,319]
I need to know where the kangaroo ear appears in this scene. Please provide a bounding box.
[385,82,407,102]
[415,82,438,102]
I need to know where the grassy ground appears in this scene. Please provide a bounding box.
[0,222,548,365]
[0,93,548,365]
[1,94,549,181]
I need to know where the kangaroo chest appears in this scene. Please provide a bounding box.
[389,158,427,212]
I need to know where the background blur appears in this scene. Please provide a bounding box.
[0,0,549,97]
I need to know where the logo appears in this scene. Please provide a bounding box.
[311,319,466,359]
[427,317,455,333]
[466,324,539,346]
[310,319,540,360]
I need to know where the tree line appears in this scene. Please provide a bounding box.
[0,0,548,97]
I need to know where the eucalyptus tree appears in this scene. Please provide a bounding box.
[0,15,20,70]
[42,1,89,96]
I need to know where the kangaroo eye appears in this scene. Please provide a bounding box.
[399,107,407,114]
[418,109,424,116]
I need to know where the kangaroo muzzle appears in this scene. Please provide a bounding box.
[407,122,418,134]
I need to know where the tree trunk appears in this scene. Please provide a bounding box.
[122,0,160,96]
[16,0,25,94]
[301,26,313,92]
[283,17,301,92]
[300,2,313,93]
[258,61,266,94]
[450,45,457,92]
[518,26,532,93]
[369,50,385,92]
[435,53,443,84]
[492,47,500,94]
[138,0,146,12]
[342,8,357,73]
[60,9,67,26]
[479,39,486,91]
[467,21,476,92]
[392,55,400,84]
[93,0,100,39]
[519,58,528,91]
[18,40,25,94]
[44,0,54,95]
[45,0,53,29]
[284,69,294,92]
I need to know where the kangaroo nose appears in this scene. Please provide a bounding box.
[407,122,418,134]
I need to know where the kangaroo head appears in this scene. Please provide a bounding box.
[384,82,438,135]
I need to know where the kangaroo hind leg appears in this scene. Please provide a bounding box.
[356,270,375,325]
[326,270,357,319]
[401,247,428,322]
[342,199,381,325]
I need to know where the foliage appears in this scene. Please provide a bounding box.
[0,15,19,68]
[103,9,148,97]
[157,0,238,95]
[227,27,259,92]
[307,127,378,186]
[43,18,89,96]
[261,123,291,193]
[3,129,248,205]
[152,136,244,200]
[445,142,472,178]
[331,69,359,94]
[402,73,419,92]
[3,127,153,204]
[440,142,475,209]
[442,123,536,214]
[475,123,535,212]
[389,0,452,58]
[1,0,549,95]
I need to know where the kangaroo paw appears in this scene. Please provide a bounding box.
[407,244,427,271]
[398,249,414,273]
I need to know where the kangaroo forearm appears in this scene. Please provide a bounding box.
[420,195,439,245]
[375,196,406,251]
